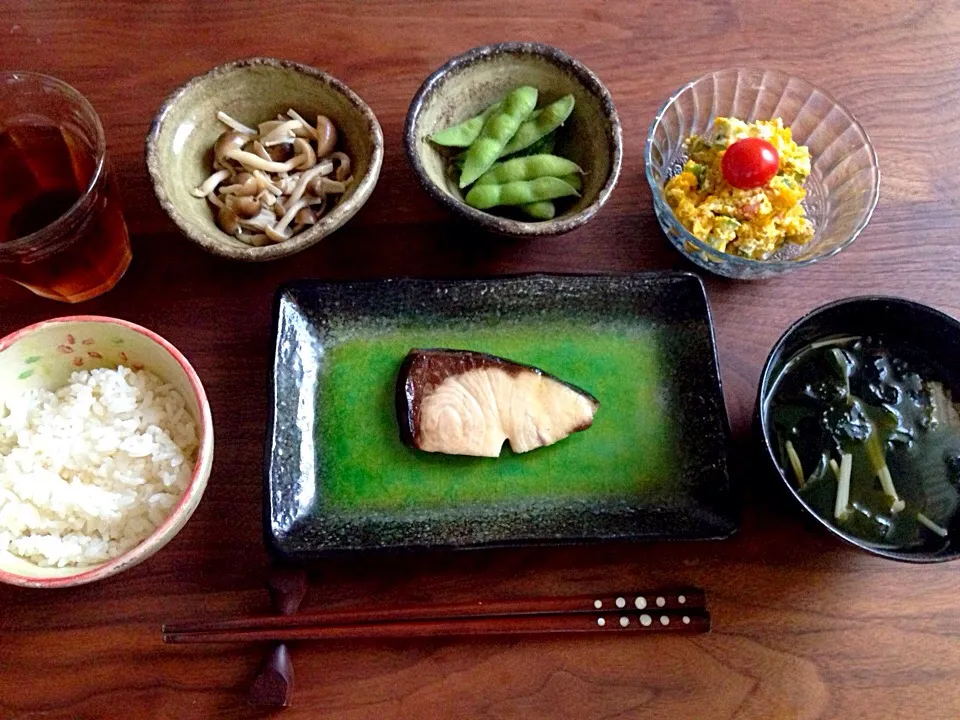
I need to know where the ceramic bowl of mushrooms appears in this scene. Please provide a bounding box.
[146,58,383,261]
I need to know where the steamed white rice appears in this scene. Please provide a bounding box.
[0,365,198,568]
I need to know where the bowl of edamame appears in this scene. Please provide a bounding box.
[404,42,622,238]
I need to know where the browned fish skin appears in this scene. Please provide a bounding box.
[396,348,599,456]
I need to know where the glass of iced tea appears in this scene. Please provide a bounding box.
[0,72,131,302]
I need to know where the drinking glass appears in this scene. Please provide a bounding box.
[0,71,131,302]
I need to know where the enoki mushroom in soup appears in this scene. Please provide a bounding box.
[191,110,353,246]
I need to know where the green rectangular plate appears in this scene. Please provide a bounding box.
[265,273,735,558]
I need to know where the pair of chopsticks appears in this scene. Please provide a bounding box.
[162,589,709,644]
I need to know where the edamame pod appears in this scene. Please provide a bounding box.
[459,86,538,188]
[507,130,555,158]
[474,154,583,186]
[453,132,560,171]
[521,176,579,218]
[464,176,579,210]
[520,201,556,220]
[429,102,502,147]
[500,94,575,157]
[559,173,582,192]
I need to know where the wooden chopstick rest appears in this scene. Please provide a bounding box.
[249,644,294,708]
[267,567,308,616]
[248,567,307,708]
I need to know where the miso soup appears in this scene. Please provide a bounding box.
[767,336,960,549]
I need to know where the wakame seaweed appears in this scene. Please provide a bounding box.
[769,336,960,549]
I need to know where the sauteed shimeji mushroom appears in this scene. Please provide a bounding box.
[191,110,352,246]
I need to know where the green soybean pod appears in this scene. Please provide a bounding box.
[459,86,538,188]
[429,102,502,147]
[520,201,556,220]
[500,94,575,157]
[474,154,582,186]
[559,173,582,192]
[452,132,556,173]
[464,176,579,210]
[520,174,580,219]
[508,130,555,158]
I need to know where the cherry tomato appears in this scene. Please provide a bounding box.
[721,137,780,189]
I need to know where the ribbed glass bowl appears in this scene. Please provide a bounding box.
[645,69,880,279]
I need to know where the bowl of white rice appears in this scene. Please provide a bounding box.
[0,316,214,587]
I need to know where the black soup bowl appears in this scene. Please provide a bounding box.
[757,296,960,563]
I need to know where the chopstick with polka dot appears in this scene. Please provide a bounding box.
[591,590,704,613]
[162,589,709,644]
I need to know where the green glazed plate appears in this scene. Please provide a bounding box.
[265,273,735,558]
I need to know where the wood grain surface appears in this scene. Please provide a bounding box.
[2,1,960,718]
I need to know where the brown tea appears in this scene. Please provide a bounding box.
[0,124,130,302]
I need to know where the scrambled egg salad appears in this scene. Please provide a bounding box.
[664,117,814,260]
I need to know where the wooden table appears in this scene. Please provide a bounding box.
[2,2,959,718]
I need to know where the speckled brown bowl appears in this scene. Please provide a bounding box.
[404,43,622,238]
[146,58,383,262]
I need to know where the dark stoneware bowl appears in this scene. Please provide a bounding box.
[757,297,960,563]
[404,43,622,238]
